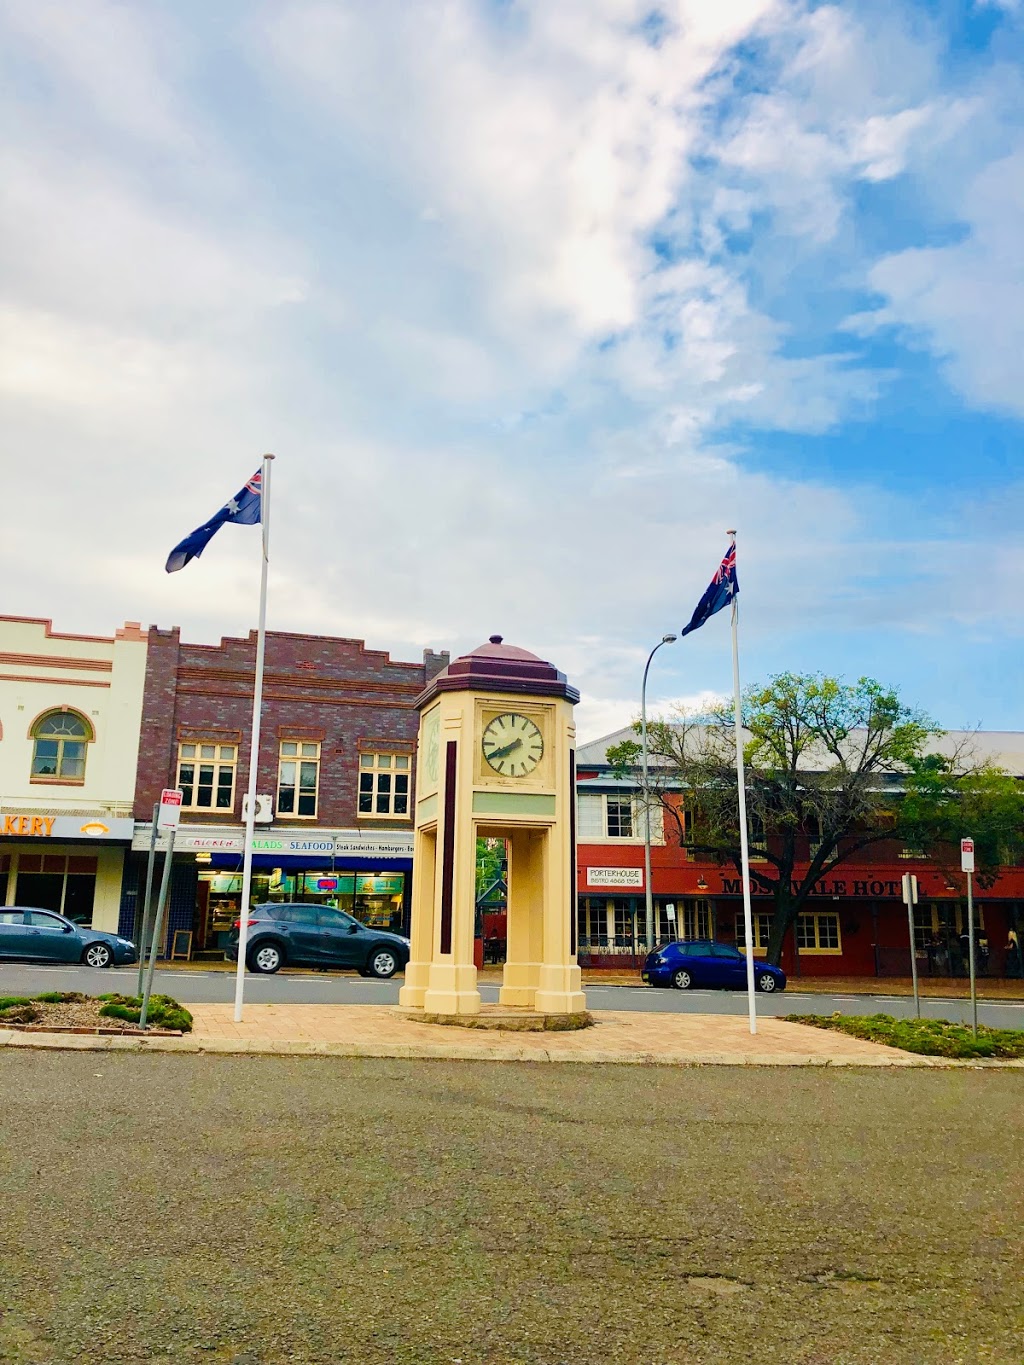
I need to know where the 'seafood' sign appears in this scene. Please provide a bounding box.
[157,789,184,830]
[586,866,644,889]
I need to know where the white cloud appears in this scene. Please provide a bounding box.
[856,149,1024,416]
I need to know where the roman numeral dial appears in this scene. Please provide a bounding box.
[481,713,544,777]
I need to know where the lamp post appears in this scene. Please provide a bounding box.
[642,634,677,955]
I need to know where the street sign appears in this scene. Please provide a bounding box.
[665,903,676,921]
[157,788,183,830]
[901,873,918,906]
[960,837,975,873]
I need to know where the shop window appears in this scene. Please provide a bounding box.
[14,854,97,923]
[278,741,320,818]
[796,913,842,954]
[358,753,411,818]
[612,898,636,947]
[31,710,92,783]
[577,898,610,948]
[735,911,773,952]
[681,898,711,941]
[178,742,236,811]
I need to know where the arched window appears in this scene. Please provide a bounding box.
[31,710,92,783]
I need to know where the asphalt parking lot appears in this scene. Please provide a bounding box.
[1,1054,1021,1364]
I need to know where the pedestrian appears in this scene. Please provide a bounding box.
[1006,927,1022,978]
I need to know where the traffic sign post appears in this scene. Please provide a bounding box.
[901,873,920,1018]
[962,838,978,1037]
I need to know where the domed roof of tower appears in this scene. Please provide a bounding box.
[416,634,580,707]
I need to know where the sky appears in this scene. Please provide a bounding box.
[1,0,1022,743]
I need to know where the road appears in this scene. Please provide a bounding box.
[1,1053,1022,1364]
[3,961,1024,1027]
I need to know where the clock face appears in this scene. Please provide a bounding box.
[482,712,544,777]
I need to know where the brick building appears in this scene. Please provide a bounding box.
[121,627,448,957]
[574,726,1024,981]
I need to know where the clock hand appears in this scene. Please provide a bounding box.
[486,738,523,759]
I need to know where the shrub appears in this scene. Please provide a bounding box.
[0,996,34,1011]
[97,993,193,1033]
[33,991,88,1005]
[0,1003,41,1024]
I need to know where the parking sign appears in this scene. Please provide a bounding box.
[960,837,975,872]
[158,788,183,830]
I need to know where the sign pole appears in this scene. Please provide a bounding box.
[902,872,920,1018]
[234,453,275,1024]
[135,802,160,997]
[139,826,176,1028]
[961,838,977,1038]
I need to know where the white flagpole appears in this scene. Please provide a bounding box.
[234,453,275,1023]
[727,529,757,1036]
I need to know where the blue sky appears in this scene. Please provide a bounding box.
[0,0,1021,740]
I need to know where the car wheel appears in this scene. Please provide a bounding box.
[756,972,778,993]
[671,968,693,990]
[366,947,400,980]
[248,942,284,974]
[83,942,113,969]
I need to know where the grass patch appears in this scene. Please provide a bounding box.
[97,993,193,1033]
[786,1011,1024,1059]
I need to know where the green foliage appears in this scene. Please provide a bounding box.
[786,1012,1024,1059]
[0,1002,41,1024]
[97,992,193,1032]
[0,996,34,1011]
[32,991,88,1004]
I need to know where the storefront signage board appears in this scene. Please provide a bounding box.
[1,814,135,841]
[586,867,644,888]
[132,825,415,857]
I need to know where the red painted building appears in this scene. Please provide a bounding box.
[574,727,1024,980]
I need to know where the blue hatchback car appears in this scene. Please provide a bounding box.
[642,939,786,993]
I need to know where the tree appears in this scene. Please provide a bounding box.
[606,673,1024,965]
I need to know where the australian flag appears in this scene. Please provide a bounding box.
[681,541,739,636]
[165,471,262,573]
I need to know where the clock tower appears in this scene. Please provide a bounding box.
[398,636,586,1017]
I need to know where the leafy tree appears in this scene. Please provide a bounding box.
[607,673,1024,965]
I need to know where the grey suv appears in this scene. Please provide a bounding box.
[226,902,409,978]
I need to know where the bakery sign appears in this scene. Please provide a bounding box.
[1,814,135,840]
[586,866,644,889]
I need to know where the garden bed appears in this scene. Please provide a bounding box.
[785,1011,1024,1059]
[0,991,193,1036]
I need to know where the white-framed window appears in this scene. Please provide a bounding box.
[31,710,92,783]
[177,742,236,811]
[735,911,773,952]
[278,741,320,818]
[577,793,663,842]
[358,752,411,818]
[795,912,842,954]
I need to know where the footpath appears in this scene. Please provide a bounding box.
[155,960,1024,999]
[3,1002,1022,1067]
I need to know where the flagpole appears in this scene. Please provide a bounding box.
[234,453,274,1023]
[727,530,757,1036]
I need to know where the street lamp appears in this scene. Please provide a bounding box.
[642,633,677,955]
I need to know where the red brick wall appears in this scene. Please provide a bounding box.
[134,627,449,825]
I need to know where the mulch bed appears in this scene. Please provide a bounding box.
[0,999,182,1037]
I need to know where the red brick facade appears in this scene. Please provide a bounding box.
[134,626,449,826]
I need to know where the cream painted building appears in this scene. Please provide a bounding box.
[0,616,147,931]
